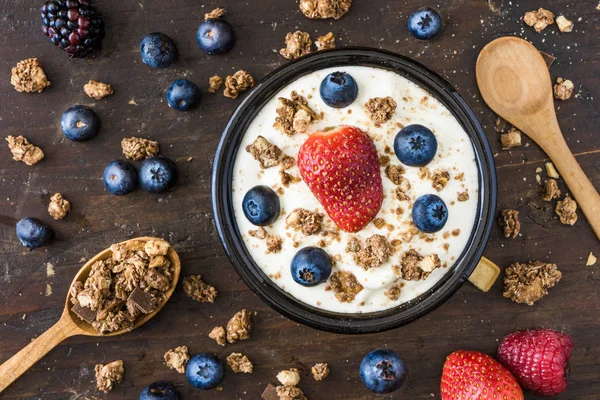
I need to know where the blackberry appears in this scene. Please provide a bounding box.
[41,0,104,58]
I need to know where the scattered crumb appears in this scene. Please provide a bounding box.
[164,346,190,374]
[553,77,574,100]
[586,253,597,266]
[205,7,225,20]
[280,31,313,60]
[541,179,561,201]
[48,193,71,220]
[45,283,52,296]
[545,162,560,179]
[11,58,51,93]
[208,75,224,93]
[209,326,227,346]
[84,80,113,100]
[315,32,336,50]
[432,169,450,191]
[457,190,469,202]
[500,128,522,149]
[503,261,562,305]
[555,15,573,32]
[46,262,55,277]
[6,135,44,166]
[277,369,300,386]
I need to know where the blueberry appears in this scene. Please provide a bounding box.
[61,105,99,142]
[139,382,179,400]
[412,194,448,233]
[319,71,358,108]
[139,156,176,193]
[16,218,54,250]
[103,160,138,195]
[140,32,178,69]
[196,19,235,55]
[242,185,280,226]
[408,7,442,40]
[393,124,438,167]
[291,247,332,287]
[166,80,201,112]
[186,353,223,390]
[360,349,408,394]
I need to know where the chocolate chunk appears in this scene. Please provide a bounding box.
[127,287,156,314]
[262,384,279,400]
[540,51,556,69]
[72,303,97,324]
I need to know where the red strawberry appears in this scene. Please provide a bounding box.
[441,350,524,400]
[297,125,383,233]
[498,329,574,397]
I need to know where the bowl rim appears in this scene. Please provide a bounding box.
[211,47,497,334]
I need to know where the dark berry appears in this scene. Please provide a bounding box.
[166,80,201,111]
[40,0,104,57]
[360,349,408,394]
[242,186,280,226]
[319,71,358,108]
[139,382,179,400]
[186,353,223,390]
[140,32,178,69]
[196,19,235,55]
[393,124,437,167]
[290,247,332,287]
[139,156,177,193]
[61,105,100,142]
[408,7,442,40]
[103,160,138,195]
[412,194,448,233]
[16,218,54,250]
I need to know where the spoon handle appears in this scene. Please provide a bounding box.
[541,130,600,239]
[0,316,79,393]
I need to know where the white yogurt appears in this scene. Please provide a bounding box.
[232,66,479,314]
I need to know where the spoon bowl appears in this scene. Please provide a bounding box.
[0,237,180,392]
[476,36,600,239]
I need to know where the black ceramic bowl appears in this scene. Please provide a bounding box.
[211,48,497,334]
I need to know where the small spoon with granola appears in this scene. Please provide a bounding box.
[477,37,600,240]
[0,237,180,393]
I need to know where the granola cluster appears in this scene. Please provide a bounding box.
[500,128,522,149]
[395,176,412,201]
[286,208,323,235]
[48,193,71,220]
[393,249,441,281]
[6,135,44,166]
[208,75,224,93]
[164,345,190,374]
[541,179,561,201]
[84,80,113,100]
[209,325,227,346]
[503,261,562,305]
[350,234,392,270]
[553,77,574,100]
[246,136,282,168]
[299,0,352,20]
[95,360,124,393]
[227,352,254,373]
[432,169,450,192]
[205,7,225,20]
[224,70,256,99]
[250,227,283,253]
[315,32,336,50]
[226,309,253,343]
[280,31,313,60]
[274,91,318,135]
[311,363,329,381]
[69,239,174,334]
[498,209,520,238]
[364,97,397,127]
[523,8,555,32]
[555,195,578,225]
[385,164,406,185]
[384,282,403,301]
[11,58,51,93]
[182,275,217,303]
[121,137,159,161]
[326,270,363,302]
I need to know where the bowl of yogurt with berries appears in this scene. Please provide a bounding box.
[212,48,496,333]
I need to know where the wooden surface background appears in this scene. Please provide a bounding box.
[1,0,599,398]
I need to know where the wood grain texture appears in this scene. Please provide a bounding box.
[0,0,598,399]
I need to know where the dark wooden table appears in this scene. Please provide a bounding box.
[1,0,598,398]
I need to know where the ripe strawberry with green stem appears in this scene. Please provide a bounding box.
[297,125,383,233]
[441,350,524,400]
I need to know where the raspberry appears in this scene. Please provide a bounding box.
[41,0,104,58]
[498,329,574,397]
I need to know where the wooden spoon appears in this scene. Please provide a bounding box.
[0,237,180,393]
[476,36,600,239]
